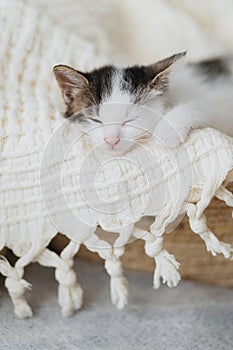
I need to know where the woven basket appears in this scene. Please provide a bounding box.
[51,184,233,287]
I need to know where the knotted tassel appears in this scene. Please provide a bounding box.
[105,257,128,310]
[144,236,180,289]
[0,257,32,318]
[187,203,233,258]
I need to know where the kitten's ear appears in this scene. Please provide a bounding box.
[53,65,88,103]
[148,51,186,90]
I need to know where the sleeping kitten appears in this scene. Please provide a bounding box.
[53,52,233,150]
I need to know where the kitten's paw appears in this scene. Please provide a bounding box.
[154,122,182,148]
[154,120,188,148]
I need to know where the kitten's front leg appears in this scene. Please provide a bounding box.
[153,104,203,148]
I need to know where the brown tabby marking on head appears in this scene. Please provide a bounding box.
[53,52,186,121]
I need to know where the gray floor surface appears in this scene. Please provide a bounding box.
[0,259,233,350]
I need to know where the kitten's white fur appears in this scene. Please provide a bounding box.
[154,62,233,147]
[95,60,233,149]
[55,57,233,151]
[88,70,166,151]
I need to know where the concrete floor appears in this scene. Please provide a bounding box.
[0,259,233,350]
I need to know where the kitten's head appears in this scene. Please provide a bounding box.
[53,52,185,152]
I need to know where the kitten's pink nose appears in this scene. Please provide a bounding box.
[104,137,120,148]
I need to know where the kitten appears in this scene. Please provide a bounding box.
[53,52,233,150]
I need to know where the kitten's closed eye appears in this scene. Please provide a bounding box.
[89,117,102,124]
[122,119,135,126]
[70,112,87,122]
[70,113,102,124]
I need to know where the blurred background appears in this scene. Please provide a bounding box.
[5,0,233,67]
[24,0,233,63]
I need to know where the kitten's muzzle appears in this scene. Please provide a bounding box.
[104,137,120,149]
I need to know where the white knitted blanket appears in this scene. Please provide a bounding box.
[1,0,233,319]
